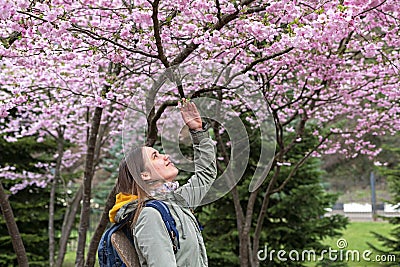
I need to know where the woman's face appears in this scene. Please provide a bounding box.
[142,147,179,182]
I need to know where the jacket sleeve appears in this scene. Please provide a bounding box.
[175,129,217,207]
[133,207,177,267]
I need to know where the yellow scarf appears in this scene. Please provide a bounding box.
[109,193,138,223]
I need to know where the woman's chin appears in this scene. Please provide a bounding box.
[163,177,175,183]
[164,173,178,182]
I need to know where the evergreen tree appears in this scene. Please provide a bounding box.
[369,143,400,266]
[260,133,348,267]
[199,122,348,266]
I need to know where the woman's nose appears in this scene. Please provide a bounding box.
[163,154,170,160]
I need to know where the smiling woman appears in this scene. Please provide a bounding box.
[109,98,217,267]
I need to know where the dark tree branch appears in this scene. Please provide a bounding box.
[337,30,354,56]
[0,31,22,49]
[170,10,244,66]
[69,24,159,58]
[18,10,159,58]
[215,0,222,23]
[355,0,387,18]
[269,134,332,195]
[226,47,294,84]
[151,0,170,67]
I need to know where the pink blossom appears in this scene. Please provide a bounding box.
[0,0,398,193]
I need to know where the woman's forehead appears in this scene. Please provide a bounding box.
[143,147,158,156]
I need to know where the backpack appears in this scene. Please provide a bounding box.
[98,199,180,267]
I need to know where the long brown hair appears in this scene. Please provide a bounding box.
[117,147,149,224]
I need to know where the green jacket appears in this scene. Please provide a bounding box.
[117,131,216,267]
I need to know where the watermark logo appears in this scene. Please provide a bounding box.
[257,238,397,263]
[336,238,347,249]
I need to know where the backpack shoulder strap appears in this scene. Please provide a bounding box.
[98,223,123,266]
[98,211,135,267]
[111,230,140,267]
[144,199,180,253]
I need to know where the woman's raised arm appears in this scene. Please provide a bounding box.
[175,99,217,207]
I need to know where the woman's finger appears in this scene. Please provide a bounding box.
[185,102,193,112]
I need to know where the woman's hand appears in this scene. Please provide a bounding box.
[179,98,203,131]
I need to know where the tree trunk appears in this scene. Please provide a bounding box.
[239,229,250,267]
[55,185,83,267]
[49,174,57,267]
[229,184,249,267]
[75,106,103,267]
[49,135,64,267]
[75,63,120,267]
[239,189,261,267]
[0,181,29,267]
[85,185,117,267]
[250,170,280,267]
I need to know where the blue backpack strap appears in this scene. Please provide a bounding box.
[145,199,180,254]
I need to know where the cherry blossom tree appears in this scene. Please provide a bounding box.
[1,0,399,266]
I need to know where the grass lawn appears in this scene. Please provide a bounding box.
[63,251,100,267]
[305,221,396,267]
[62,251,75,267]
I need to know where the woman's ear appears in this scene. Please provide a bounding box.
[141,171,151,181]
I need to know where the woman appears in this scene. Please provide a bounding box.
[109,99,217,267]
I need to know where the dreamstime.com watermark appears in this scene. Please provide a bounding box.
[257,238,397,263]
